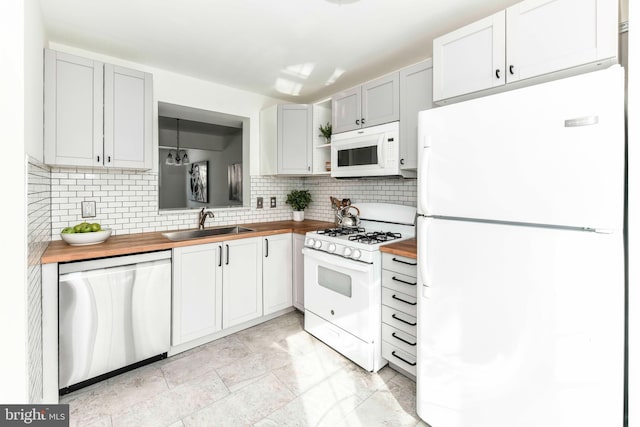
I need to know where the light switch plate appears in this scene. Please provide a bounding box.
[270,197,276,208]
[81,201,96,218]
[257,197,263,209]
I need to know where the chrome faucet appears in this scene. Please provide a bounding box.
[199,208,214,229]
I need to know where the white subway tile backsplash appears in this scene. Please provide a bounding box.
[48,167,417,240]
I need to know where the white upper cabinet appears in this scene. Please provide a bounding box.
[278,104,313,175]
[44,49,153,169]
[104,64,153,169]
[399,59,434,170]
[44,50,104,167]
[331,87,361,134]
[433,12,506,102]
[260,102,331,176]
[433,0,618,102]
[332,72,399,134]
[505,0,617,84]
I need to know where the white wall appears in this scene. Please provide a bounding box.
[48,42,288,176]
[0,0,28,403]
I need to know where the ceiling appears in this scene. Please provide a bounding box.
[39,0,522,103]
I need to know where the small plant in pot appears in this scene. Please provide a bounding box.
[319,122,332,144]
[286,189,312,222]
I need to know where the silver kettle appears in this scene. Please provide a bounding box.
[336,205,360,228]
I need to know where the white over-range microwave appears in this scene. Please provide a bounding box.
[330,122,416,178]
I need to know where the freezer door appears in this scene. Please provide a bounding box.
[417,66,624,230]
[416,218,624,427]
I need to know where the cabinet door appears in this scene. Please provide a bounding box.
[263,234,293,315]
[506,0,618,83]
[362,72,400,128]
[44,49,104,167]
[292,233,305,311]
[433,11,506,102]
[104,64,153,170]
[400,60,434,170]
[172,244,222,345]
[222,237,263,328]
[277,104,312,174]
[332,86,362,134]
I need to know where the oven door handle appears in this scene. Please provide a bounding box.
[302,247,373,271]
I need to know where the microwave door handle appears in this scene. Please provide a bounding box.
[377,134,384,167]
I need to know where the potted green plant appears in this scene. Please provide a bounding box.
[286,189,312,221]
[319,122,332,144]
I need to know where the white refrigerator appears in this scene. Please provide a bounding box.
[416,66,626,427]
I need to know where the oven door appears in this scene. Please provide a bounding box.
[302,247,379,342]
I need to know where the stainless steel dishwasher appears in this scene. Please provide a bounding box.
[58,250,171,393]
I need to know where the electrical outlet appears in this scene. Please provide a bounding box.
[270,197,276,208]
[257,197,263,209]
[81,201,96,218]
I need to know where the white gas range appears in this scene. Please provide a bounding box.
[302,203,416,372]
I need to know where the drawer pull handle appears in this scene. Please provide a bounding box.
[392,294,417,306]
[392,313,416,326]
[392,257,417,266]
[392,350,417,366]
[392,332,416,346]
[392,276,417,286]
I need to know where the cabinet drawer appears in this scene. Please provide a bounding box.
[382,305,417,336]
[382,343,416,376]
[382,287,417,317]
[382,253,417,277]
[382,269,418,297]
[382,323,416,357]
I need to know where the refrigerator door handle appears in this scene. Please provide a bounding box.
[417,217,430,295]
[418,145,430,215]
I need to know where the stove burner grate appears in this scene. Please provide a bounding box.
[316,227,365,237]
[348,231,402,244]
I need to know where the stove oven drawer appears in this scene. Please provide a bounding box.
[382,269,418,297]
[382,253,417,277]
[382,323,417,356]
[382,342,417,376]
[382,287,417,317]
[382,305,417,336]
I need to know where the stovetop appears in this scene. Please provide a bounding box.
[303,204,416,263]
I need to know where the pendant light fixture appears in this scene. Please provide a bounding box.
[165,118,190,166]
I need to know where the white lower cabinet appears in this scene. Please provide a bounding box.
[222,237,263,328]
[172,236,263,345]
[292,233,305,311]
[263,233,293,315]
[381,253,418,376]
[171,243,223,346]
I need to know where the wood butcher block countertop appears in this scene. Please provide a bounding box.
[42,219,335,264]
[380,238,417,259]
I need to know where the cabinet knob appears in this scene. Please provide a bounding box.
[355,119,360,125]
[400,159,405,165]
[361,118,365,124]
[495,69,501,79]
[108,156,111,163]
[509,65,515,75]
[97,155,100,163]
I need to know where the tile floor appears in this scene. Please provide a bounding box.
[62,311,426,427]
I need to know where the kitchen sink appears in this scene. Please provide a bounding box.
[162,226,255,241]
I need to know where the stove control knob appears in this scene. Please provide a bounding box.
[314,240,323,249]
[306,238,315,247]
[343,247,353,257]
[328,243,336,253]
[351,249,362,260]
